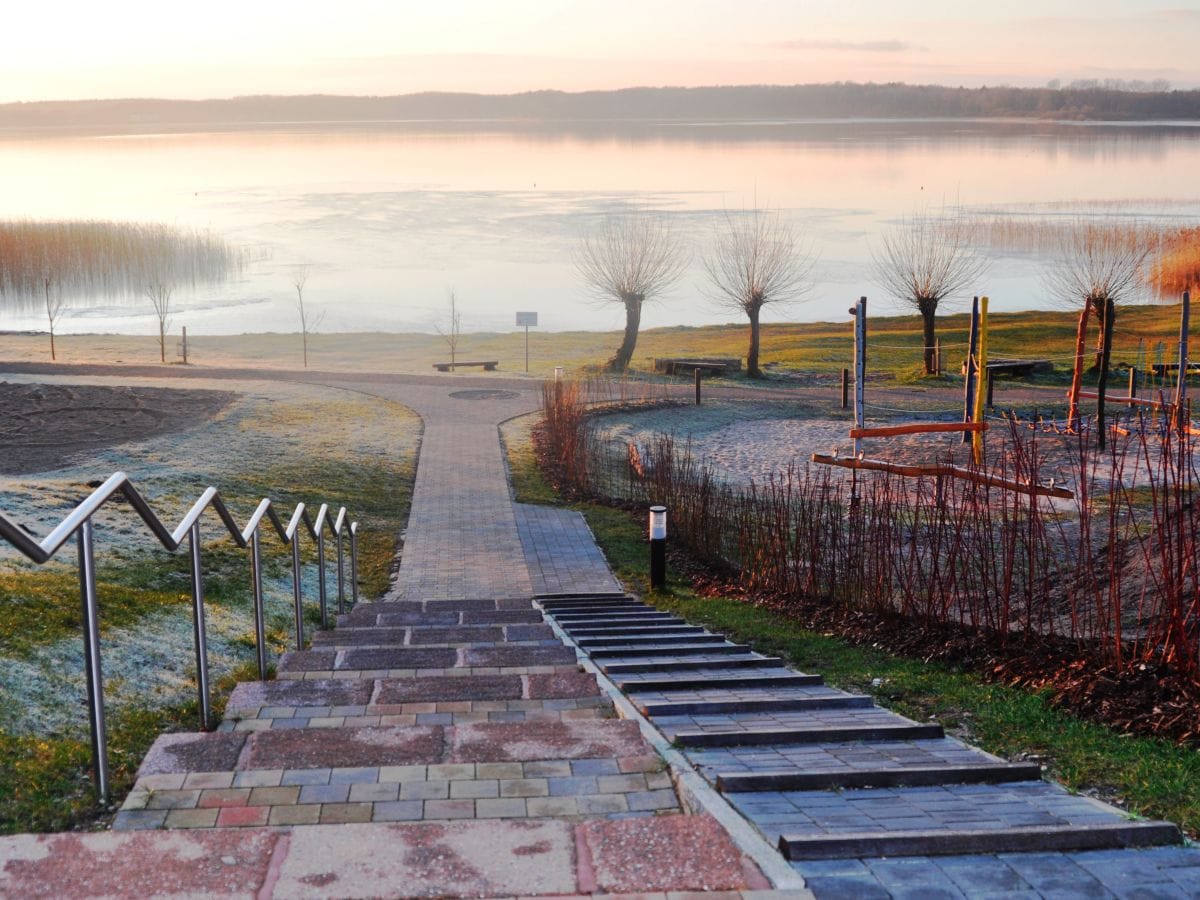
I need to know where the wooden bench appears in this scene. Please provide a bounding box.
[653,357,741,377]
[432,360,498,372]
[961,358,1052,378]
[1150,362,1200,378]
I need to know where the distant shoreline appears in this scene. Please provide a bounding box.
[3,83,1200,132]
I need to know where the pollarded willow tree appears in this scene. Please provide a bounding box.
[576,215,688,373]
[871,212,987,375]
[703,209,815,378]
[1045,218,1154,369]
[0,220,238,361]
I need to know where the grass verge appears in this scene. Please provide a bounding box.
[505,413,1200,838]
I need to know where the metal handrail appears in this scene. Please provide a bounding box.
[0,472,360,805]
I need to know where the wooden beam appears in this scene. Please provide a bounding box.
[811,453,1074,500]
[849,422,988,438]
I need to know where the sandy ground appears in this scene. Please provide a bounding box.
[0,382,234,475]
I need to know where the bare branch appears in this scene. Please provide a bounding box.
[1043,218,1153,306]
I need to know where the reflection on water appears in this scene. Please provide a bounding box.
[0,119,1197,335]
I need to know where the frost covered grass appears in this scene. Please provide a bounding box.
[0,376,419,832]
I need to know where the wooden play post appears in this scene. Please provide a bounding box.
[841,368,849,410]
[972,297,989,464]
[1067,300,1093,433]
[962,297,980,444]
[1096,297,1116,450]
[935,338,942,376]
[1175,291,1190,430]
[852,297,867,458]
[694,367,702,405]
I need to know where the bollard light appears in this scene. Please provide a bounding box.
[649,505,667,590]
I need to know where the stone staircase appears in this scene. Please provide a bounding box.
[540,592,1199,895]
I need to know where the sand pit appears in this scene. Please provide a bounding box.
[0,381,234,475]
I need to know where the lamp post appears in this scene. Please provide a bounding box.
[649,505,667,590]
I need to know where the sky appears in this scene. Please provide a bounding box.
[2,0,1198,103]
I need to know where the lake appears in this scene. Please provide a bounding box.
[1,119,1198,336]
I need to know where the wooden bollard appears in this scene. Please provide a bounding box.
[695,367,702,405]
[1129,367,1138,400]
[841,368,849,410]
[986,370,995,408]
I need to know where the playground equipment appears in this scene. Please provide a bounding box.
[812,295,1074,500]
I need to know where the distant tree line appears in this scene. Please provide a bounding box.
[4,82,1200,129]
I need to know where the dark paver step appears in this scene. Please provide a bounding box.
[539,598,642,610]
[673,723,946,747]
[638,695,873,717]
[554,613,679,625]
[562,624,696,636]
[715,763,1043,792]
[546,606,654,618]
[535,591,632,601]
[617,672,823,692]
[601,656,786,675]
[576,633,725,648]
[777,821,1182,860]
[586,643,750,659]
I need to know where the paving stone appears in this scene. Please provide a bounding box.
[227,678,373,710]
[526,671,603,699]
[373,674,523,703]
[475,797,528,818]
[578,814,768,894]
[137,732,246,776]
[409,626,505,644]
[424,799,476,819]
[372,799,425,821]
[340,648,458,670]
[462,645,577,667]
[164,808,220,829]
[277,650,339,672]
[243,725,444,769]
[448,719,647,763]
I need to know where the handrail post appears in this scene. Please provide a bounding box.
[291,537,305,649]
[250,529,268,680]
[350,526,359,606]
[316,531,328,630]
[188,521,212,729]
[335,529,346,616]
[77,519,110,805]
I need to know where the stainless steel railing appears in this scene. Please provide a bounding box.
[0,472,359,804]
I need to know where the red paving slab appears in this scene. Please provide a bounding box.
[449,719,648,763]
[374,674,525,703]
[463,645,577,667]
[227,679,373,709]
[243,725,446,769]
[139,732,247,776]
[0,828,278,898]
[276,820,578,898]
[578,814,771,895]
[527,671,603,699]
[338,647,459,669]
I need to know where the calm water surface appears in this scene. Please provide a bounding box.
[1,119,1198,335]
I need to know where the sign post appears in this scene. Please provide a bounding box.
[515,312,538,373]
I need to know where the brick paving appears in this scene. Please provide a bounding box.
[0,377,779,897]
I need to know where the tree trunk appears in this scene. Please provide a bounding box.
[918,298,938,375]
[746,303,762,378]
[608,292,643,372]
[1092,296,1108,370]
[159,322,166,363]
[49,327,55,362]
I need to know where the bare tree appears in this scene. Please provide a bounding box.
[1045,219,1153,368]
[434,289,463,366]
[42,275,66,361]
[703,210,815,378]
[871,212,987,375]
[576,215,688,373]
[291,265,324,368]
[144,280,172,363]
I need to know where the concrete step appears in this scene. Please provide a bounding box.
[277,644,577,675]
[777,821,1182,861]
[539,598,643,611]
[637,695,874,717]
[554,613,680,625]
[601,655,786,675]
[672,723,946,747]
[586,642,750,659]
[562,623,696,636]
[546,606,655,618]
[715,762,1044,792]
[575,633,724,647]
[617,672,823,692]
